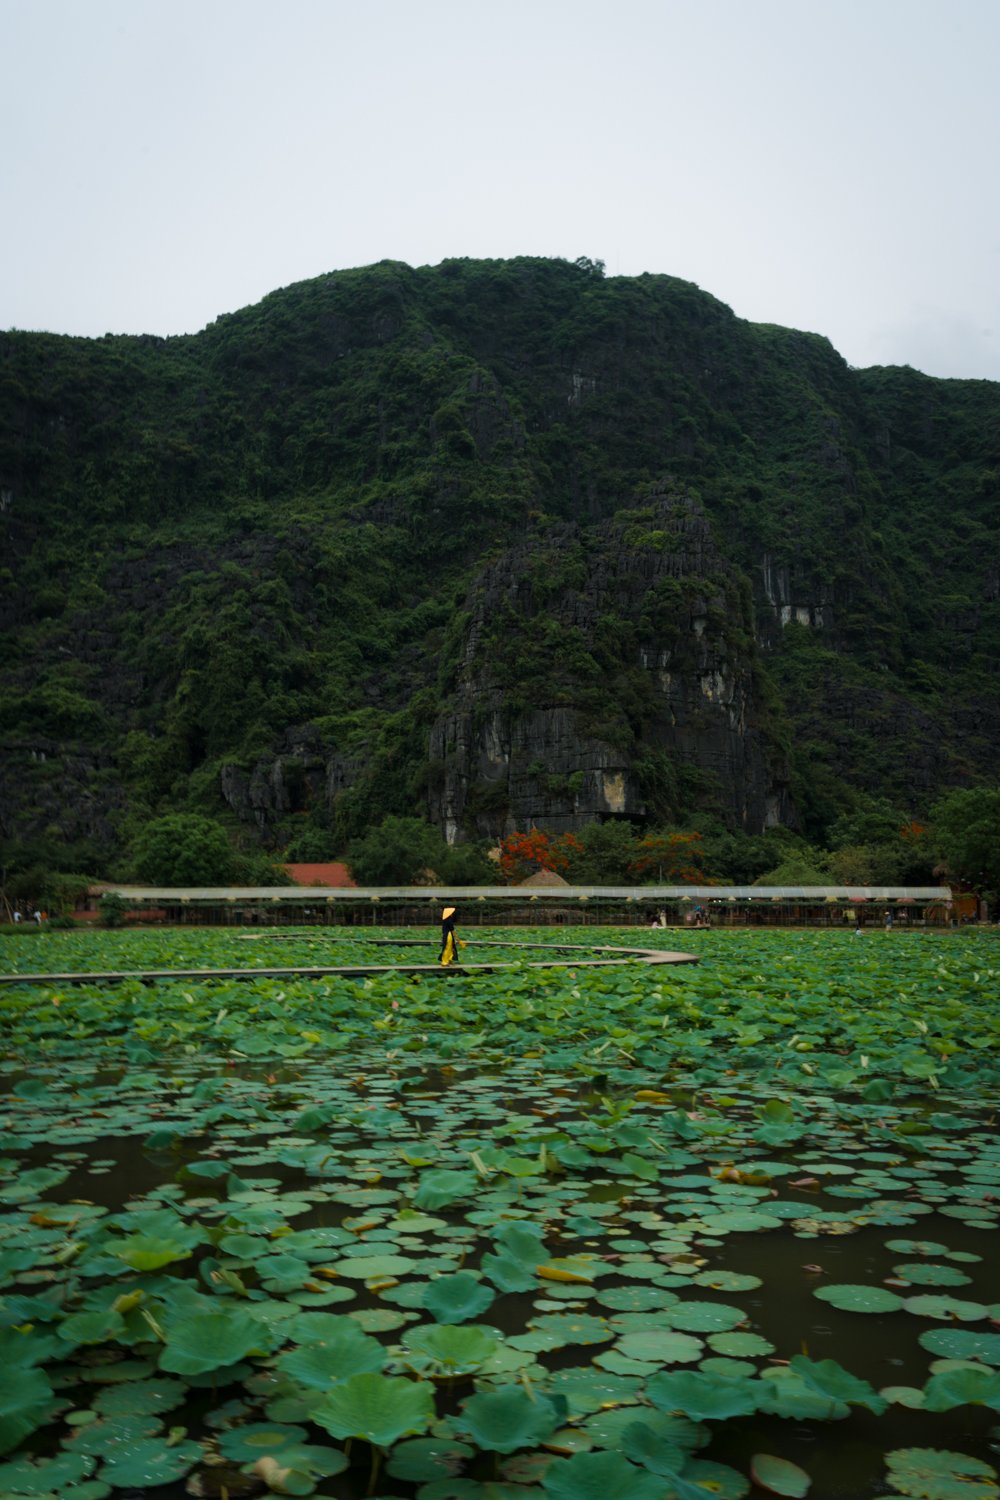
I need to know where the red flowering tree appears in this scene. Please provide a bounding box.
[628,831,711,884]
[498,830,581,884]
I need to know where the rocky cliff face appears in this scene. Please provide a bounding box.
[428,489,793,839]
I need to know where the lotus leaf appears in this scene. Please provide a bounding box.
[922,1367,1000,1411]
[903,1295,988,1322]
[93,1379,187,1416]
[750,1453,812,1496]
[333,1253,415,1279]
[665,1300,747,1332]
[113,1234,192,1272]
[276,1325,384,1387]
[160,1307,277,1374]
[422,1271,495,1324]
[384,1436,474,1482]
[311,1371,434,1446]
[0,1450,96,1493]
[413,1170,480,1210]
[893,1263,971,1287]
[619,1419,685,1476]
[0,1365,53,1455]
[919,1329,1000,1364]
[100,1435,204,1488]
[617,1329,703,1364]
[884,1447,999,1500]
[647,1370,758,1420]
[455,1385,562,1453]
[402,1322,498,1373]
[546,1368,642,1416]
[788,1356,887,1415]
[216,1422,309,1461]
[813,1284,904,1314]
[543,1448,674,1500]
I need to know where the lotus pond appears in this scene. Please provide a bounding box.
[0,926,998,1500]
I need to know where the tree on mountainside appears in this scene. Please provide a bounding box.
[133,815,235,887]
[930,787,1000,902]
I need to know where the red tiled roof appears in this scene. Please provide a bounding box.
[282,863,357,888]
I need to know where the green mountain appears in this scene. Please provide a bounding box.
[1,256,997,872]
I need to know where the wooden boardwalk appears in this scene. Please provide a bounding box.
[0,943,697,987]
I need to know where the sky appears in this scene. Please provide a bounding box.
[3,0,999,380]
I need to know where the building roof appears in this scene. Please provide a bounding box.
[519,869,571,888]
[282,863,356,888]
[98,884,952,904]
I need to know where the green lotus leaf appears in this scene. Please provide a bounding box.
[160,1307,277,1374]
[922,1367,1000,1412]
[647,1370,758,1421]
[674,1459,751,1499]
[413,1169,479,1210]
[754,1371,849,1422]
[788,1356,886,1415]
[332,1253,415,1279]
[248,1443,348,1479]
[813,1284,904,1314]
[455,1385,562,1453]
[66,1413,163,1456]
[100,1435,204,1488]
[693,1270,762,1291]
[919,1329,1000,1365]
[106,1209,204,1250]
[0,1364,53,1455]
[311,1371,434,1446]
[884,1447,999,1500]
[547,1368,643,1416]
[708,1331,775,1357]
[751,1453,812,1496]
[93,1379,187,1416]
[0,1165,70,1203]
[528,1312,611,1347]
[480,1250,537,1293]
[543,1449,673,1500]
[422,1271,495,1324]
[216,1422,309,1461]
[402,1322,498,1373]
[113,1234,193,1272]
[617,1329,703,1364]
[0,1450,96,1493]
[893,1263,971,1288]
[58,1309,127,1346]
[903,1295,988,1322]
[664,1300,747,1333]
[384,1435,475,1481]
[276,1324,384,1387]
[886,1239,952,1256]
[619,1420,685,1476]
[596,1285,679,1312]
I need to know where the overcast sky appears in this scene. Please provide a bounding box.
[3,0,998,379]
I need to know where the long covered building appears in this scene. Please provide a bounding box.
[78,885,964,927]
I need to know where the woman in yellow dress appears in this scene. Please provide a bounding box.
[439,906,460,966]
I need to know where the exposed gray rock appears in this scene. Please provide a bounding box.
[428,487,793,840]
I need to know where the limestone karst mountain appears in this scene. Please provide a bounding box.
[1,256,997,869]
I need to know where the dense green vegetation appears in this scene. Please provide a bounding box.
[0,927,998,1497]
[1,257,997,878]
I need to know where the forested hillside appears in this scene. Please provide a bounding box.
[1,256,997,875]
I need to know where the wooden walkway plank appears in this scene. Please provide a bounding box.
[0,946,697,987]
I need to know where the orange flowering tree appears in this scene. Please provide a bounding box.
[628,831,711,884]
[498,829,582,884]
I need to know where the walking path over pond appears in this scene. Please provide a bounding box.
[0,940,698,985]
